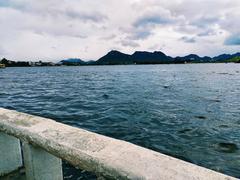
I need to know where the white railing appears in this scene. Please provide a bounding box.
[0,108,237,180]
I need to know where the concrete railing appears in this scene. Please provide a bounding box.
[0,108,237,180]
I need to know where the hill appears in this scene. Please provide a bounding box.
[96,50,173,65]
[96,51,240,65]
[213,53,240,62]
[60,58,86,66]
[96,50,132,65]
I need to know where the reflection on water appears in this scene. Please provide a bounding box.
[0,64,239,178]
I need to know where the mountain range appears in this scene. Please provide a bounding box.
[95,50,175,65]
[1,51,240,67]
[60,50,240,65]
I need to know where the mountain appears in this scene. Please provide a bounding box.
[131,51,173,64]
[174,54,212,63]
[174,53,240,63]
[2,51,240,67]
[96,50,174,65]
[213,52,240,62]
[96,50,132,65]
[213,54,232,62]
[96,50,240,65]
[60,58,85,65]
[226,56,240,63]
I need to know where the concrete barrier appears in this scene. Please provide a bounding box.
[0,108,237,179]
[0,132,22,176]
[22,142,63,180]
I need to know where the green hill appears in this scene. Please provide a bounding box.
[227,56,240,63]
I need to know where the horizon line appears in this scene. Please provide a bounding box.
[1,50,240,63]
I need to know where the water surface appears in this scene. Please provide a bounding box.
[0,64,239,178]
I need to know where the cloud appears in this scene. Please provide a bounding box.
[119,40,139,47]
[0,0,11,7]
[133,6,183,27]
[63,9,108,23]
[119,26,152,40]
[133,13,173,27]
[224,34,240,45]
[100,34,116,40]
[0,46,7,57]
[148,43,166,51]
[118,4,188,43]
[130,7,183,40]
[191,15,220,28]
[197,30,219,37]
[129,29,152,40]
[0,0,240,61]
[180,36,196,43]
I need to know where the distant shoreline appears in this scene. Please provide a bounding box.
[1,62,239,68]
[1,50,240,67]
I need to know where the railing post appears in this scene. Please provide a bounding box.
[0,132,23,176]
[22,142,63,180]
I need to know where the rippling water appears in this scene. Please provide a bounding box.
[0,64,240,178]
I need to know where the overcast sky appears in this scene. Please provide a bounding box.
[0,0,240,61]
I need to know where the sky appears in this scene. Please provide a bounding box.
[0,0,240,61]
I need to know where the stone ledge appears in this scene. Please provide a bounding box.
[0,108,237,180]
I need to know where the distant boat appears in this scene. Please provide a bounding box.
[0,64,6,68]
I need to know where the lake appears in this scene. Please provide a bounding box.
[0,64,239,179]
